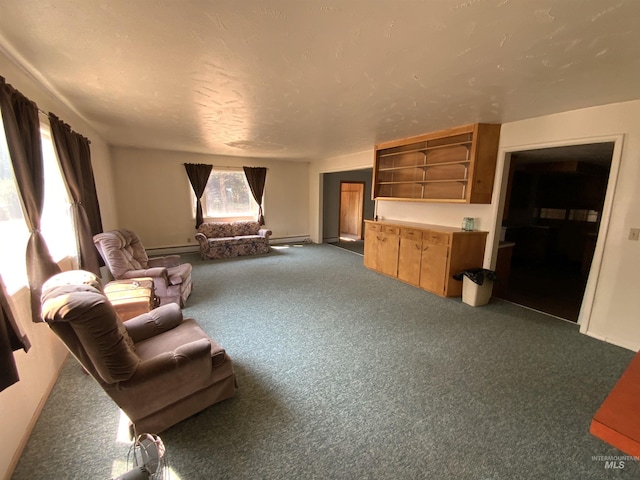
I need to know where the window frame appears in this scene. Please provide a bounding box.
[196,167,260,222]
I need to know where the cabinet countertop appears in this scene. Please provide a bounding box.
[365,219,488,234]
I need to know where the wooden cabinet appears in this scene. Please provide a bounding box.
[398,228,423,286]
[364,222,399,277]
[364,220,487,297]
[373,123,501,204]
[419,236,449,295]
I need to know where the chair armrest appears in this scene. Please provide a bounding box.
[132,338,212,381]
[148,255,181,268]
[118,339,213,403]
[195,232,208,243]
[124,304,183,343]
[195,233,210,254]
[120,267,168,281]
[259,228,272,238]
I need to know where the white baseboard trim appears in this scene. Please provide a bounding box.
[585,331,639,352]
[270,236,312,245]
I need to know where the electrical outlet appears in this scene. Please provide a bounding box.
[629,228,640,241]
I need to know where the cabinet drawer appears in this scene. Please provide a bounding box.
[382,225,400,235]
[400,228,422,240]
[367,223,382,232]
[423,231,450,245]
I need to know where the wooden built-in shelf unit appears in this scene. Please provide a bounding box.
[373,123,501,204]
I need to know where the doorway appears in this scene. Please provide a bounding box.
[339,182,365,241]
[322,169,374,256]
[496,142,614,322]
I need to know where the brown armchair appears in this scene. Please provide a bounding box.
[40,270,236,435]
[93,229,192,307]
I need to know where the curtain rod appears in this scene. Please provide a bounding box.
[37,109,91,144]
[182,163,267,170]
[1,76,91,144]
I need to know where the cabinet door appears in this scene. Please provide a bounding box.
[398,238,422,286]
[377,231,400,277]
[419,242,449,295]
[363,223,380,270]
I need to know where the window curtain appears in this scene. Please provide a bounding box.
[243,166,267,225]
[0,273,30,392]
[49,113,104,275]
[184,163,213,229]
[0,77,61,322]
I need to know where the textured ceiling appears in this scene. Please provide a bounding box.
[0,0,639,161]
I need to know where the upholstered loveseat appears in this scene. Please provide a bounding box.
[195,221,272,260]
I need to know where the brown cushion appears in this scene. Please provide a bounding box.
[94,230,149,278]
[41,272,140,383]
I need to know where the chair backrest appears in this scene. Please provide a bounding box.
[196,222,234,239]
[40,270,140,384]
[94,229,150,279]
[197,221,260,238]
[231,221,260,236]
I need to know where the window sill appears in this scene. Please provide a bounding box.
[202,216,256,223]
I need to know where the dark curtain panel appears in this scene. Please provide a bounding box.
[184,163,213,229]
[0,77,61,322]
[243,166,267,225]
[49,113,104,274]
[0,274,30,392]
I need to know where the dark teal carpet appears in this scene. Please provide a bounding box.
[12,244,637,479]
[328,240,364,255]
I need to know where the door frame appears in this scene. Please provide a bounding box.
[338,181,365,240]
[489,134,624,331]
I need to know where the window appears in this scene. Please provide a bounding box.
[0,117,77,292]
[199,168,259,221]
[539,208,566,220]
[568,209,599,223]
[0,116,29,291]
[41,124,77,263]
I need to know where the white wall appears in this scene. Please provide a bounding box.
[111,147,310,248]
[311,100,640,352]
[0,50,118,479]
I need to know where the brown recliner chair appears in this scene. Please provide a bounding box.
[40,270,236,435]
[93,229,192,307]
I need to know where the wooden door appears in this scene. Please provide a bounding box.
[420,243,449,295]
[339,182,364,239]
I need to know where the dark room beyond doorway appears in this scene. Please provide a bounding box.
[496,142,614,322]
